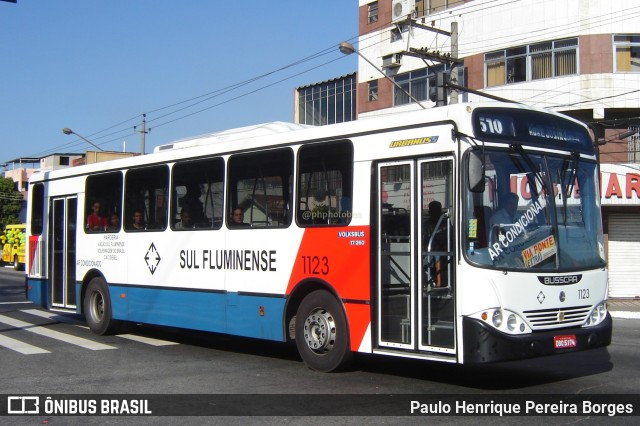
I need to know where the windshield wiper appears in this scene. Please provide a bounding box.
[511,145,548,195]
[564,152,580,199]
[559,152,580,226]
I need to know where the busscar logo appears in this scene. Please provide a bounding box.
[537,274,582,285]
[7,396,40,414]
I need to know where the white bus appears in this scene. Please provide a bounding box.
[25,103,611,372]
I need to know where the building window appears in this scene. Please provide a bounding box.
[486,38,578,87]
[368,2,378,24]
[393,68,432,106]
[59,156,70,166]
[615,35,640,72]
[415,0,463,17]
[552,38,578,77]
[297,74,356,126]
[629,126,640,163]
[391,23,409,42]
[368,80,379,101]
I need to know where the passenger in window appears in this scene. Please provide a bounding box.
[87,201,107,231]
[181,184,205,225]
[131,210,145,230]
[424,201,446,250]
[424,200,449,287]
[107,213,120,232]
[489,192,519,229]
[175,208,194,229]
[230,207,249,227]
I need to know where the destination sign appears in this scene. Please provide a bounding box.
[472,108,594,155]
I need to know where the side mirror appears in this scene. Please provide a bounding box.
[468,150,485,193]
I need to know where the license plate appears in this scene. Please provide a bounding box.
[554,335,577,349]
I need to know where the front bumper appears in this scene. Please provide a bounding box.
[462,313,612,363]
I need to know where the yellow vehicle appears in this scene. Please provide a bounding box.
[1,224,26,271]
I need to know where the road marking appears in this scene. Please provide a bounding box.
[0,314,115,351]
[21,309,85,325]
[21,309,179,346]
[0,301,32,305]
[0,333,50,354]
[117,334,179,346]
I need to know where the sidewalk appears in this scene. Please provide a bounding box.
[608,298,640,319]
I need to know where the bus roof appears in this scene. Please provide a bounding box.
[28,102,589,183]
[153,121,312,153]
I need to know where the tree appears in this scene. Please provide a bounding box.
[0,177,24,229]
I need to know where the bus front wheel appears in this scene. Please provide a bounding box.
[84,277,120,335]
[295,290,353,372]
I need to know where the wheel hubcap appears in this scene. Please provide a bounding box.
[90,292,104,321]
[303,308,336,354]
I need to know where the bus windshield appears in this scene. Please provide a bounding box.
[464,148,606,272]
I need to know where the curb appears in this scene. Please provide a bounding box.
[610,311,640,320]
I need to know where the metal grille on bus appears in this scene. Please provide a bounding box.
[523,305,591,329]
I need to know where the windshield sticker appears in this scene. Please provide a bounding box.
[389,136,438,148]
[468,219,478,238]
[522,235,557,267]
[488,200,544,261]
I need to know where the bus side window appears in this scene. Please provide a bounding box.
[30,183,45,236]
[124,165,169,232]
[227,148,293,229]
[85,172,123,233]
[171,157,224,230]
[297,140,353,227]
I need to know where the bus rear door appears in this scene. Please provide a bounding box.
[50,196,78,310]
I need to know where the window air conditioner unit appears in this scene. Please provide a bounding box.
[392,0,415,22]
[382,53,402,69]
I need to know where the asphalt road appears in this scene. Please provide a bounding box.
[0,266,638,425]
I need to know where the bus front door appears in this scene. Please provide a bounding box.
[377,158,455,356]
[50,196,78,310]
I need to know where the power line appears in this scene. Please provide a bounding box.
[546,89,640,109]
[11,39,356,161]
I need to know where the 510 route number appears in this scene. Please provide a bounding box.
[301,255,329,275]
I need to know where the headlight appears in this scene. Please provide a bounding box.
[472,308,531,335]
[492,310,503,327]
[585,302,608,327]
[507,314,517,331]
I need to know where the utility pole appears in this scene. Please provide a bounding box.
[135,114,148,154]
[402,17,462,107]
[449,21,459,104]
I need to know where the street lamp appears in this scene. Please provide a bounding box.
[62,128,104,151]
[338,41,426,110]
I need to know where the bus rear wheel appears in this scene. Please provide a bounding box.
[295,290,353,372]
[84,277,120,335]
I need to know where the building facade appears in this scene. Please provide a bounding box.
[294,73,357,126]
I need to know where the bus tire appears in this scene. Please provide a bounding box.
[295,290,353,372]
[84,277,120,335]
[13,255,22,271]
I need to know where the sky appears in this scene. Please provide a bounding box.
[0,1,358,164]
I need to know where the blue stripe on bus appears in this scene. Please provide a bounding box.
[26,277,47,307]
[109,285,286,342]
